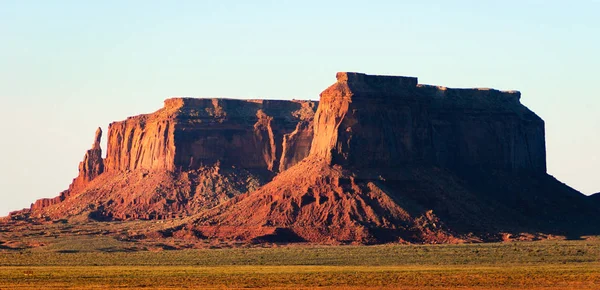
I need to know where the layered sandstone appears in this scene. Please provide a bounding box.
[8,72,597,245]
[22,98,317,220]
[104,98,316,173]
[188,72,593,244]
[170,98,316,172]
[312,72,546,172]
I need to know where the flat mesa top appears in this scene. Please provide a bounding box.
[336,72,419,87]
[336,72,520,96]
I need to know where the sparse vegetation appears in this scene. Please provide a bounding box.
[2,233,600,289]
[1,264,599,289]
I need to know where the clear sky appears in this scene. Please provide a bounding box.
[0,0,598,216]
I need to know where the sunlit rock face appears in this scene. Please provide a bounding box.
[185,73,579,245]
[25,97,318,220]
[18,73,598,247]
[104,98,317,173]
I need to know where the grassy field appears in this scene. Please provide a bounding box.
[2,235,600,289]
[1,264,599,289]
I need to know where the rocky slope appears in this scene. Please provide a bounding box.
[5,72,597,245]
[14,98,317,221]
[183,72,596,243]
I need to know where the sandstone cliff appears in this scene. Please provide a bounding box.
[22,98,317,220]
[187,72,594,244]
[169,98,316,172]
[8,72,597,245]
[104,98,316,173]
[312,72,545,172]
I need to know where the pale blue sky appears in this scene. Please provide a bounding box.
[1,0,598,216]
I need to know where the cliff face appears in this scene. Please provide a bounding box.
[24,98,317,220]
[171,98,317,172]
[104,105,177,172]
[189,73,593,244]
[9,72,597,245]
[312,72,546,172]
[104,98,316,174]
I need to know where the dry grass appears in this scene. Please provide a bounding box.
[2,229,600,289]
[1,264,599,289]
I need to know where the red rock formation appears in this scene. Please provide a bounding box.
[33,165,267,221]
[170,98,316,172]
[71,127,105,190]
[312,72,546,172]
[104,107,177,172]
[23,98,317,220]
[9,72,598,245]
[279,121,314,172]
[104,98,316,173]
[187,72,593,244]
[31,129,104,211]
[191,158,461,244]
